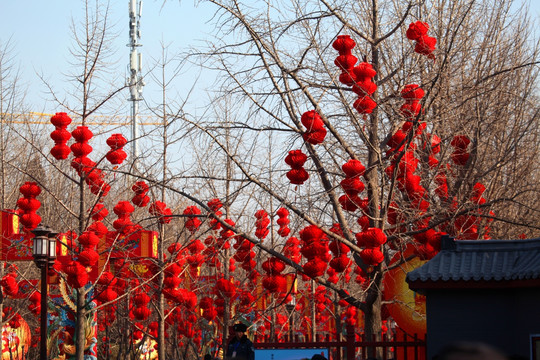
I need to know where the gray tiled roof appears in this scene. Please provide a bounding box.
[406,238,540,282]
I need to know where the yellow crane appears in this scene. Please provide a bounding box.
[0,112,160,126]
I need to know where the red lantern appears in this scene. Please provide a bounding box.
[286,168,309,185]
[50,112,73,127]
[332,35,356,55]
[71,126,93,143]
[406,21,429,41]
[359,248,384,265]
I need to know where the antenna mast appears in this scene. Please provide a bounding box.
[128,0,144,161]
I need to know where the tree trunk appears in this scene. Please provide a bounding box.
[75,289,86,360]
[364,267,383,358]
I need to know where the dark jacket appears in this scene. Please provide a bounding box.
[225,335,255,360]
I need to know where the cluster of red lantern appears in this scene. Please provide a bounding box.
[275,207,290,237]
[435,171,449,199]
[452,181,491,241]
[50,112,72,160]
[96,273,119,333]
[254,210,270,240]
[450,135,471,166]
[186,238,205,276]
[219,218,236,249]
[70,126,110,197]
[301,110,327,145]
[233,236,256,274]
[162,261,183,301]
[62,258,90,289]
[385,85,432,212]
[425,133,442,168]
[96,271,118,305]
[400,84,426,133]
[393,151,426,204]
[471,182,486,204]
[283,236,301,263]
[261,257,287,294]
[202,236,220,268]
[131,181,150,207]
[199,296,217,321]
[333,35,378,115]
[355,227,387,266]
[184,206,202,233]
[132,292,152,320]
[338,159,367,212]
[285,149,309,185]
[88,203,109,239]
[28,290,41,316]
[351,63,377,115]
[215,278,236,299]
[313,285,331,314]
[207,198,223,230]
[163,272,186,306]
[328,224,352,277]
[237,289,256,314]
[1,270,19,297]
[105,134,128,165]
[406,21,437,59]
[299,225,330,278]
[413,228,443,259]
[333,35,357,86]
[342,305,358,327]
[112,201,136,234]
[70,125,93,164]
[149,201,172,224]
[387,84,427,156]
[17,181,41,231]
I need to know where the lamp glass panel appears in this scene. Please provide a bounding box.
[33,237,48,257]
[49,239,56,258]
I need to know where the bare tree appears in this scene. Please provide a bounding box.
[182,0,540,348]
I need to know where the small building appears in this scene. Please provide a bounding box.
[406,236,540,359]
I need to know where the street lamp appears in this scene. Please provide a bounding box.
[32,224,56,360]
[285,298,296,341]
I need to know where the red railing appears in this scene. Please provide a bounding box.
[254,325,426,360]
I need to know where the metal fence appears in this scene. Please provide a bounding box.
[254,325,426,360]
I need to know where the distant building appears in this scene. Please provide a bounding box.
[406,236,540,359]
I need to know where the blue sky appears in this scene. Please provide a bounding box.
[0,0,216,114]
[0,0,538,115]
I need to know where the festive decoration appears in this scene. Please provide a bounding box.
[406,21,437,59]
[50,112,73,160]
[285,149,310,185]
[254,209,270,240]
[301,110,327,145]
[275,207,290,237]
[383,248,428,335]
[149,201,173,224]
[1,316,31,360]
[17,182,41,231]
[450,135,471,166]
[105,134,128,165]
[131,181,150,207]
[184,206,202,233]
[339,159,366,213]
[333,35,357,86]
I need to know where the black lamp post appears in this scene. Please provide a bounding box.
[32,224,56,360]
[285,299,296,340]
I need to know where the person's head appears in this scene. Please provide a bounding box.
[204,355,212,360]
[434,342,507,360]
[311,354,327,360]
[233,322,247,339]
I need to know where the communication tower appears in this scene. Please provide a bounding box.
[128,0,144,160]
